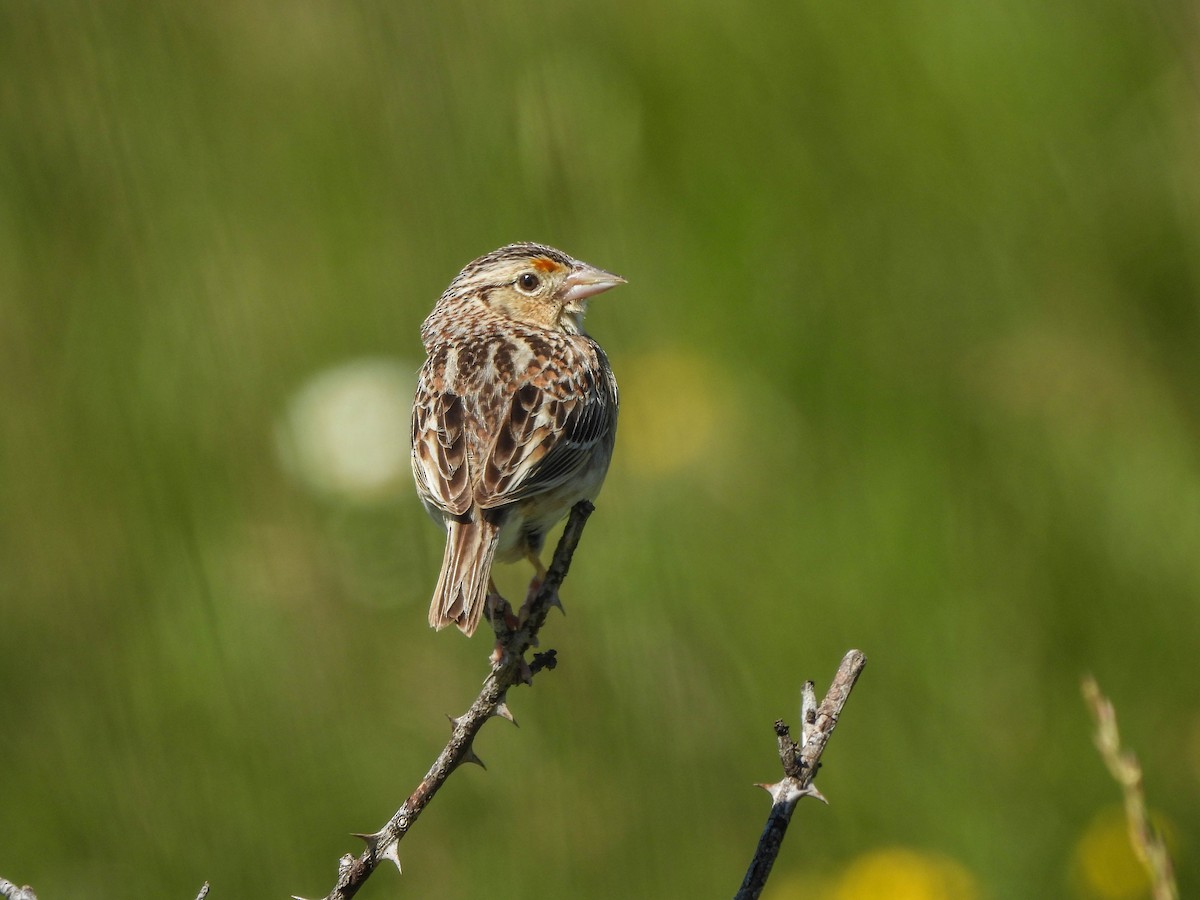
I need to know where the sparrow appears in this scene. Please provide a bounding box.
[411,243,623,636]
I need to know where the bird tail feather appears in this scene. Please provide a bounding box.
[428,519,500,637]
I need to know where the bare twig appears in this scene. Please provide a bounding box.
[0,878,38,900]
[735,649,867,900]
[194,882,210,900]
[298,501,596,900]
[1081,675,1178,900]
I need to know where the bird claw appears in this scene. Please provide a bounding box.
[488,639,533,684]
[525,575,543,606]
[484,591,519,631]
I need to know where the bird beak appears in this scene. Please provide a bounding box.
[562,264,626,304]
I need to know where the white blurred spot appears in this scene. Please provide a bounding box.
[276,358,415,503]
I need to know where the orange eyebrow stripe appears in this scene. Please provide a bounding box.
[531,257,560,273]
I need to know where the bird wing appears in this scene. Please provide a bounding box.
[411,339,617,515]
[476,354,617,508]
[411,368,474,517]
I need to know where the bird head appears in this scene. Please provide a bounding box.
[445,243,625,334]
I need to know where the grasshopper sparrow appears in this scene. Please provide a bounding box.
[411,243,624,636]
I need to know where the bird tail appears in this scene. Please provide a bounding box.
[428,519,500,637]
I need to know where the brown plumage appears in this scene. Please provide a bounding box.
[411,243,623,636]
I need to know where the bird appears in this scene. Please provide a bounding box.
[410,242,624,637]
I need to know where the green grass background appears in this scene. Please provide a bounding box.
[3,1,1199,897]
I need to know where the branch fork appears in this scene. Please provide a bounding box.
[736,649,867,900]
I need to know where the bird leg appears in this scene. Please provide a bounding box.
[519,549,563,623]
[483,577,520,631]
[485,578,529,669]
[487,556,556,681]
[487,613,534,683]
[524,552,546,601]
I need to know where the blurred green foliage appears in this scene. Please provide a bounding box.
[3,1,1199,898]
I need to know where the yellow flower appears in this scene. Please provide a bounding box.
[832,847,981,900]
[1072,805,1176,900]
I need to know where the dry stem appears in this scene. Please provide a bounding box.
[0,878,38,900]
[735,649,867,900]
[1081,675,1178,900]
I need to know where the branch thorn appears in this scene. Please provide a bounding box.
[462,745,486,769]
[801,783,829,805]
[491,701,518,726]
[378,839,402,873]
[351,830,386,854]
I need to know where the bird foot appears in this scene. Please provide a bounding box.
[525,575,543,605]
[487,640,533,683]
[484,591,520,631]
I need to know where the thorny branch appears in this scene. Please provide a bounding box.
[297,501,596,900]
[0,878,38,900]
[735,649,867,900]
[1082,675,1179,900]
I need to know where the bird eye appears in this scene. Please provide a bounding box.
[516,272,540,292]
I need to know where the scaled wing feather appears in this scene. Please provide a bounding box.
[478,351,617,508]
